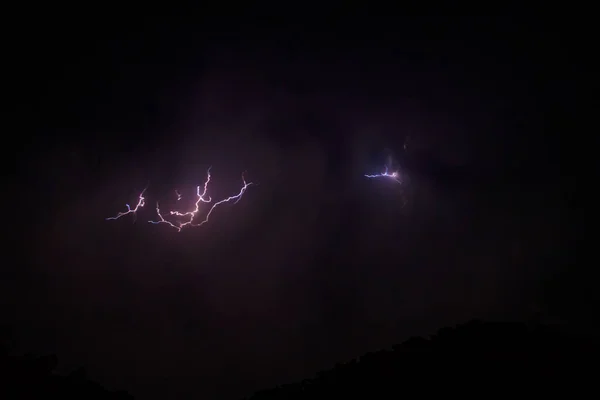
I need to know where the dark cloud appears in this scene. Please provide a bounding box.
[10,16,581,399]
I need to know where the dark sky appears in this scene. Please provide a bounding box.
[7,14,583,399]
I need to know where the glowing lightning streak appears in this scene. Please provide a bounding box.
[365,165,402,183]
[169,167,213,230]
[192,172,253,228]
[108,169,253,231]
[148,167,252,232]
[148,167,212,231]
[106,188,147,221]
[151,201,183,232]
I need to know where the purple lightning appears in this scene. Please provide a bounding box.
[365,165,402,183]
[150,201,183,232]
[191,172,253,228]
[148,168,253,232]
[106,187,147,221]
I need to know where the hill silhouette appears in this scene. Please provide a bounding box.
[246,320,597,399]
[3,320,595,398]
[0,341,132,399]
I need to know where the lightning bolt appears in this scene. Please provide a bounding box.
[192,172,253,228]
[175,190,182,201]
[106,187,147,221]
[365,165,402,183]
[150,201,183,231]
[148,168,253,232]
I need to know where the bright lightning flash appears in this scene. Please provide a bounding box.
[365,165,402,183]
[148,168,253,232]
[106,187,147,221]
[191,171,252,228]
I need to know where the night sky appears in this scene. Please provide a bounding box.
[7,14,583,399]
